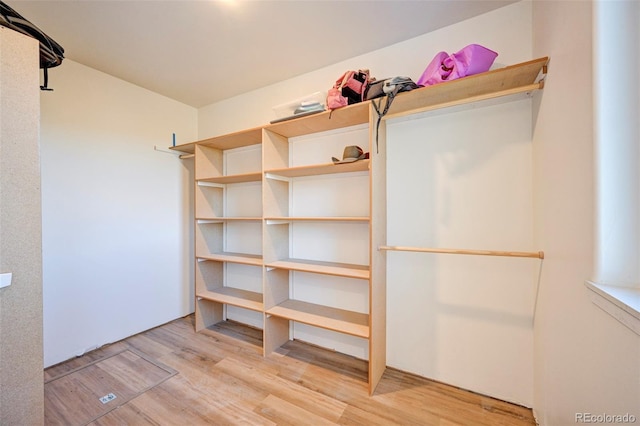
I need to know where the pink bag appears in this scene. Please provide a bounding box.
[327,72,349,110]
[327,70,370,110]
[417,44,498,87]
[327,86,349,110]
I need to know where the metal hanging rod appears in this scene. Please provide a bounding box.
[379,245,544,259]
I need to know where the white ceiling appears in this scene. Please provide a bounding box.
[9,0,516,108]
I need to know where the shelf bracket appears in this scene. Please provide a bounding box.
[265,173,291,182]
[197,181,225,188]
[154,145,194,159]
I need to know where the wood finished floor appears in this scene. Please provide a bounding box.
[44,315,536,426]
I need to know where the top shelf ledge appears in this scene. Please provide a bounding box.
[170,126,263,154]
[383,56,548,120]
[172,57,548,151]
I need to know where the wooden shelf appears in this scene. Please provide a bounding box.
[384,57,548,120]
[196,217,262,223]
[265,160,369,179]
[172,127,263,154]
[265,258,369,280]
[266,299,369,338]
[197,287,263,312]
[265,217,369,223]
[178,57,547,151]
[263,57,547,138]
[266,102,370,138]
[197,172,262,184]
[197,252,263,266]
[169,141,197,154]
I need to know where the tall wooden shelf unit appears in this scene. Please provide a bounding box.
[192,127,264,332]
[173,57,548,395]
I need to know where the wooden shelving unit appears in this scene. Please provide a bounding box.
[191,127,264,333]
[261,114,373,375]
[175,56,548,395]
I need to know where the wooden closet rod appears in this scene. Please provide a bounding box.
[379,245,544,259]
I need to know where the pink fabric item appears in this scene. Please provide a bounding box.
[327,71,351,109]
[343,76,365,94]
[327,87,348,109]
[417,44,498,87]
[417,51,449,86]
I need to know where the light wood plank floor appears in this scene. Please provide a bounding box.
[44,315,536,425]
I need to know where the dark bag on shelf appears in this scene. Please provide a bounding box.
[327,69,370,110]
[365,76,418,101]
[364,79,386,101]
[0,0,65,90]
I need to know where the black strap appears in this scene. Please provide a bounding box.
[40,67,53,91]
[371,87,400,153]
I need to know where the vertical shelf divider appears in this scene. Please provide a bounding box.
[262,128,292,355]
[369,104,387,394]
[195,296,224,331]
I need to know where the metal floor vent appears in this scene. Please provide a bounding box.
[99,393,117,404]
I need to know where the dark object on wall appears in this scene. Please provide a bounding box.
[0,0,64,90]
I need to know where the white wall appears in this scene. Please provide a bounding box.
[40,60,197,367]
[198,1,535,405]
[385,98,535,406]
[532,1,640,424]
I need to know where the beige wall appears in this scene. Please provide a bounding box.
[0,28,44,425]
